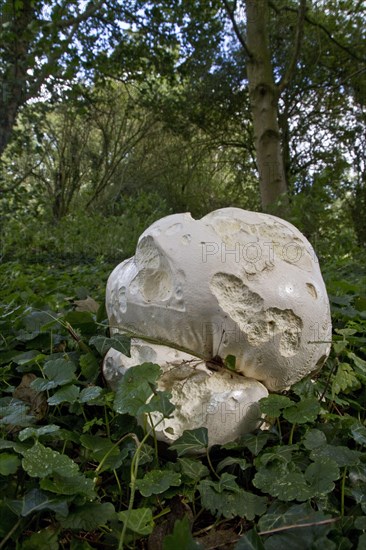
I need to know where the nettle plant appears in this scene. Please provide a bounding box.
[0,262,365,549]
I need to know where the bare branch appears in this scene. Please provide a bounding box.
[278,0,307,93]
[222,0,253,59]
[269,1,366,63]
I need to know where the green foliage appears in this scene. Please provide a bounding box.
[0,251,365,548]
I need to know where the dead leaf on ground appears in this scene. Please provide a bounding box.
[13,373,48,420]
[73,296,100,313]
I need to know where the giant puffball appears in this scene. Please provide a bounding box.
[104,208,331,444]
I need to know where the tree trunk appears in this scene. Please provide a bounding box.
[245,0,288,214]
[0,0,34,158]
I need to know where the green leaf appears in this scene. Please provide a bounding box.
[169,428,208,456]
[332,362,360,395]
[256,445,298,467]
[224,432,270,455]
[302,429,327,450]
[118,507,154,535]
[113,362,161,416]
[21,526,60,550]
[47,384,80,405]
[0,398,35,427]
[79,353,99,380]
[234,528,265,550]
[217,456,250,473]
[259,394,294,417]
[80,434,125,471]
[253,463,311,502]
[89,333,131,356]
[31,359,76,391]
[257,502,333,548]
[178,458,210,481]
[310,444,361,467]
[199,479,266,519]
[353,516,366,530]
[224,354,237,371]
[21,488,68,518]
[22,441,79,478]
[163,517,203,550]
[40,474,96,498]
[0,453,20,475]
[136,469,181,497]
[304,459,340,496]
[64,311,97,336]
[61,502,116,530]
[258,501,322,532]
[18,424,60,442]
[141,389,175,417]
[282,398,321,424]
[351,423,366,446]
[358,534,366,550]
[347,351,366,373]
[79,386,103,402]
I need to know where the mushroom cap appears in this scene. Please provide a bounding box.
[106,208,331,392]
[103,341,268,446]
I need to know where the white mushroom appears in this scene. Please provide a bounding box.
[104,207,331,444]
[103,341,268,445]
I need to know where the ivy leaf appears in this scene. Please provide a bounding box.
[282,398,321,424]
[61,502,116,530]
[224,432,270,455]
[234,528,265,549]
[80,434,126,471]
[163,517,203,550]
[113,363,161,416]
[141,389,175,417]
[198,480,266,520]
[136,470,181,497]
[257,502,333,547]
[178,458,210,481]
[47,384,80,405]
[22,441,79,478]
[256,445,298,467]
[21,488,68,518]
[79,353,99,380]
[169,428,208,456]
[304,459,340,496]
[89,334,131,356]
[31,359,76,391]
[18,424,60,442]
[217,457,250,473]
[63,311,97,336]
[259,395,294,417]
[0,453,20,475]
[118,508,154,535]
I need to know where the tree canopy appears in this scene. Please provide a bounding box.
[0,0,365,244]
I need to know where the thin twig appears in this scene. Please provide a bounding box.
[278,0,307,93]
[222,0,253,59]
[259,517,340,536]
